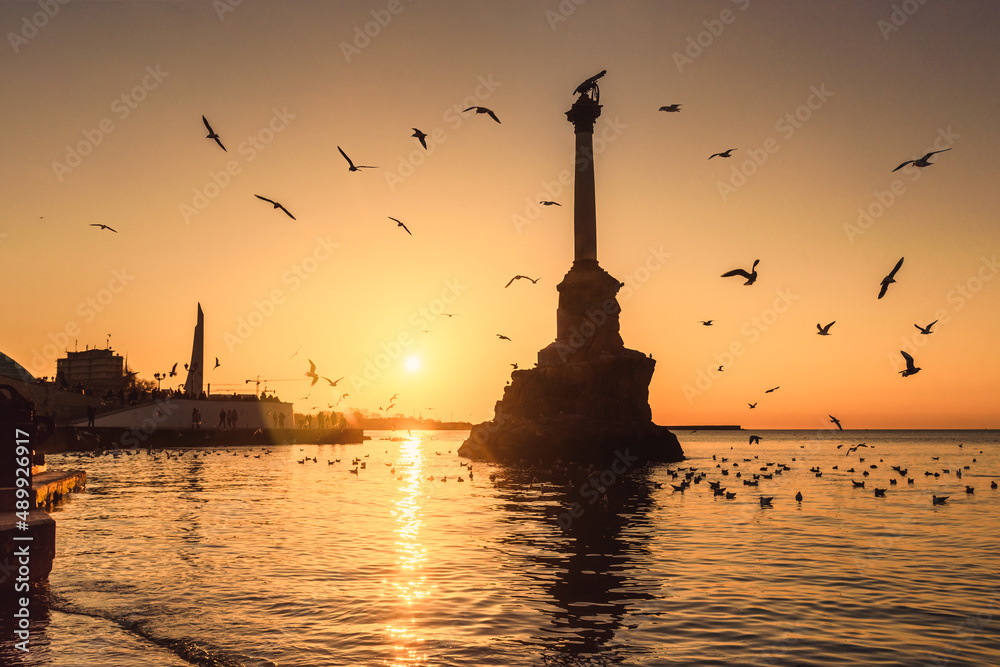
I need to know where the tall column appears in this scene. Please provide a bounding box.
[566,94,602,263]
[184,303,204,397]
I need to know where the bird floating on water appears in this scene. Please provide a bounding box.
[254,195,295,220]
[892,148,951,172]
[721,259,759,285]
[817,322,835,336]
[932,495,948,505]
[878,257,904,299]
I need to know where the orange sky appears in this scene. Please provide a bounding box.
[2,1,998,428]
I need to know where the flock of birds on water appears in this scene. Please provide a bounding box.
[60,429,996,510]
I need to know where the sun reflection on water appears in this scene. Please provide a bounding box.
[385,435,430,665]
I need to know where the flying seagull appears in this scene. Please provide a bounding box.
[574,69,607,96]
[411,128,428,149]
[337,146,377,171]
[388,217,412,235]
[539,201,561,206]
[169,363,178,377]
[817,321,835,336]
[722,259,760,285]
[748,402,757,409]
[254,195,295,220]
[659,104,682,112]
[463,106,501,124]
[322,376,343,387]
[201,115,226,152]
[709,149,737,159]
[505,275,540,288]
[878,257,904,299]
[497,334,512,341]
[90,224,118,233]
[749,435,761,445]
[213,357,220,370]
[305,359,320,386]
[765,386,780,393]
[892,148,951,173]
[899,350,921,377]
[829,415,843,431]
[700,320,714,326]
[915,320,938,335]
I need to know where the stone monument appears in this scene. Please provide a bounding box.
[459,72,684,464]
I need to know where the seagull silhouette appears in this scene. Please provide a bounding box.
[305,359,320,386]
[90,224,118,233]
[213,357,220,370]
[765,386,780,393]
[700,320,714,326]
[169,363,178,377]
[892,148,951,172]
[539,200,561,206]
[338,146,377,171]
[878,257,904,299]
[899,350,921,377]
[463,106,501,124]
[505,275,540,288]
[721,259,759,285]
[254,195,295,220]
[411,128,428,149]
[749,435,761,445]
[709,149,737,159]
[497,334,512,341]
[201,115,226,152]
[748,402,757,409]
[388,217,412,235]
[829,415,842,431]
[659,104,682,112]
[915,320,938,335]
[817,321,835,336]
[322,376,343,387]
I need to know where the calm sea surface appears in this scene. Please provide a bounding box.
[3,429,999,666]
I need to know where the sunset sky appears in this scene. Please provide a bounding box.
[2,0,998,429]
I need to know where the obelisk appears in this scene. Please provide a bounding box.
[184,303,204,397]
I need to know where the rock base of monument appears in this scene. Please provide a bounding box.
[458,414,683,465]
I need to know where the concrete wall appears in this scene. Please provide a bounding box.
[68,398,294,430]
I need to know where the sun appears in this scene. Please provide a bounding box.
[405,356,421,372]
